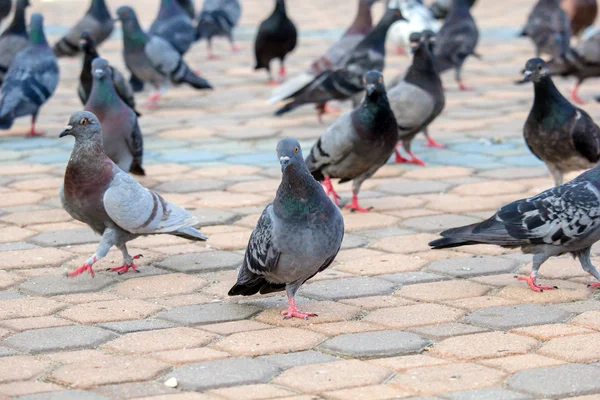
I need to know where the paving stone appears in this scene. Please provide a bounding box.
[29,228,100,246]
[0,290,23,300]
[258,350,339,369]
[478,354,567,373]
[96,319,176,334]
[0,297,65,319]
[442,388,532,400]
[113,273,208,299]
[3,325,116,354]
[0,316,73,332]
[431,331,538,361]
[318,330,430,358]
[213,327,326,356]
[17,390,110,399]
[464,304,573,330]
[156,251,242,273]
[189,208,238,227]
[157,302,260,325]
[506,364,600,398]
[538,333,600,362]
[154,179,226,193]
[168,357,281,391]
[554,300,600,313]
[19,274,117,296]
[0,355,51,383]
[402,214,482,232]
[378,271,449,285]
[91,381,177,399]
[300,277,396,300]
[103,327,216,354]
[59,299,164,324]
[408,323,489,341]
[364,303,466,329]
[0,347,16,357]
[323,384,416,400]
[426,256,519,277]
[380,180,452,195]
[149,347,230,365]
[396,280,490,302]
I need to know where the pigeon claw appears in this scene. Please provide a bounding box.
[516,274,558,292]
[25,129,45,137]
[281,307,317,320]
[108,263,140,275]
[344,191,371,213]
[458,81,474,91]
[322,177,341,207]
[267,79,280,86]
[424,137,446,148]
[587,282,600,288]
[67,264,95,278]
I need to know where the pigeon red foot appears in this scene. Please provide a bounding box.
[588,282,600,288]
[281,295,316,320]
[279,65,286,81]
[145,93,160,109]
[322,176,340,206]
[571,84,585,104]
[424,136,445,148]
[344,191,371,213]
[25,117,44,137]
[394,147,426,166]
[395,46,406,55]
[67,256,97,278]
[516,273,558,292]
[108,254,143,275]
[458,80,474,91]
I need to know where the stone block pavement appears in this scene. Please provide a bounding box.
[1,0,600,398]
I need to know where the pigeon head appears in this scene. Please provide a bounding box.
[276,137,303,171]
[521,58,549,83]
[363,71,386,97]
[91,58,112,80]
[29,13,47,46]
[60,111,102,140]
[275,0,287,13]
[17,0,30,9]
[116,6,136,21]
[79,31,96,52]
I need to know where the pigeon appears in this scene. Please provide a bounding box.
[434,0,479,91]
[274,8,404,120]
[546,28,600,104]
[518,58,600,186]
[116,6,213,108]
[228,137,344,320]
[389,30,445,167]
[269,0,378,112]
[53,0,114,57]
[562,0,598,37]
[0,13,59,137]
[387,0,440,55]
[195,0,242,59]
[60,111,207,277]
[521,0,570,61]
[429,164,600,292]
[254,0,297,84]
[150,0,196,55]
[0,0,30,86]
[78,31,139,115]
[305,71,398,212]
[0,0,11,24]
[430,0,476,19]
[177,0,195,18]
[84,58,145,176]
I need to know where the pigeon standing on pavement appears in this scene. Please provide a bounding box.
[389,30,445,166]
[53,0,114,57]
[195,0,242,59]
[562,0,597,38]
[434,0,479,91]
[116,6,213,108]
[519,58,600,186]
[60,111,207,277]
[305,71,398,212]
[274,8,404,120]
[0,0,30,85]
[521,0,571,61]
[85,58,145,176]
[78,31,138,114]
[429,164,600,292]
[177,0,195,18]
[150,0,196,55]
[0,14,58,137]
[254,0,297,84]
[387,0,440,55]
[229,137,344,320]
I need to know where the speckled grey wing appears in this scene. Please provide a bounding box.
[242,204,281,276]
[111,66,136,111]
[0,35,29,81]
[305,112,357,172]
[149,15,195,54]
[388,80,435,138]
[103,168,199,234]
[201,0,241,23]
[321,34,365,70]
[144,36,181,78]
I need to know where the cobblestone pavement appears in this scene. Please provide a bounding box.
[1,0,600,398]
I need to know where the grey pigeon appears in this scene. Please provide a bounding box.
[389,30,445,167]
[116,6,213,108]
[85,58,145,176]
[430,0,476,19]
[429,164,600,292]
[305,71,397,212]
[0,0,11,24]
[274,8,404,121]
[150,0,196,55]
[521,0,570,61]
[0,0,29,86]
[254,0,297,84]
[518,58,600,186]
[78,31,138,115]
[195,0,242,58]
[0,13,59,137]
[53,0,113,57]
[434,0,479,91]
[229,137,344,320]
[60,111,207,277]
[177,0,195,18]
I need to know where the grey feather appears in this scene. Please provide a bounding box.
[0,0,30,85]
[150,0,196,54]
[523,0,571,60]
[196,0,241,42]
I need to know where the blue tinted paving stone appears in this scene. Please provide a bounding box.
[168,357,281,391]
[29,228,100,246]
[24,151,71,164]
[301,277,397,300]
[0,347,16,357]
[0,138,60,150]
[426,256,518,277]
[506,364,600,398]
[501,154,545,167]
[555,300,600,313]
[4,325,116,354]
[224,152,277,165]
[379,272,449,286]
[153,179,226,193]
[444,388,532,400]
[0,290,24,300]
[19,275,117,296]
[0,242,39,252]
[156,251,242,273]
[450,142,518,154]
[465,304,572,330]
[96,319,176,334]
[318,331,430,358]
[157,150,225,163]
[258,350,339,368]
[157,302,260,325]
[428,153,498,167]
[379,180,452,195]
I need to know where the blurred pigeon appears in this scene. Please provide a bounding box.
[195,0,242,59]
[0,14,58,137]
[78,31,139,115]
[389,30,445,167]
[0,0,11,24]
[429,164,600,292]
[430,0,476,19]
[305,71,397,212]
[274,8,404,120]
[229,137,344,319]
[60,111,207,277]
[254,0,297,84]
[562,0,597,37]
[521,0,570,61]
[53,0,113,57]
[177,0,195,18]
[434,0,479,91]
[85,58,145,176]
[116,6,213,108]
[387,0,440,55]
[150,0,196,55]
[269,0,378,113]
[0,0,30,85]
[518,58,600,185]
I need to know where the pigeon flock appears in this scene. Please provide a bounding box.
[2,0,600,319]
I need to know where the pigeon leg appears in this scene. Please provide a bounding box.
[323,103,340,114]
[207,39,219,60]
[67,234,113,278]
[395,45,406,55]
[267,69,279,86]
[571,83,585,104]
[577,247,600,288]
[322,176,340,206]
[547,164,563,186]
[423,128,445,148]
[281,287,316,320]
[25,114,44,137]
[279,62,286,81]
[516,253,557,292]
[344,190,371,213]
[406,151,426,166]
[394,144,410,163]
[455,67,473,91]
[145,92,160,109]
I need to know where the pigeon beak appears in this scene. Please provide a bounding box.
[59,125,73,138]
[522,70,533,81]
[279,155,291,170]
[93,68,105,79]
[366,84,376,96]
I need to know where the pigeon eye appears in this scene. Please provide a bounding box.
[276,148,278,152]
[294,146,299,153]
[537,65,542,71]
[80,119,88,125]
[378,77,383,84]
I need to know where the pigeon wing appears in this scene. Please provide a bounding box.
[571,108,600,163]
[305,112,357,173]
[243,204,280,275]
[144,35,180,77]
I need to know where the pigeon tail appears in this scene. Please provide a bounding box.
[129,162,146,176]
[274,101,298,116]
[428,236,479,249]
[170,59,213,89]
[228,279,285,296]
[172,226,208,241]
[53,38,79,57]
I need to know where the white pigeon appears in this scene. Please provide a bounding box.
[387,0,440,55]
